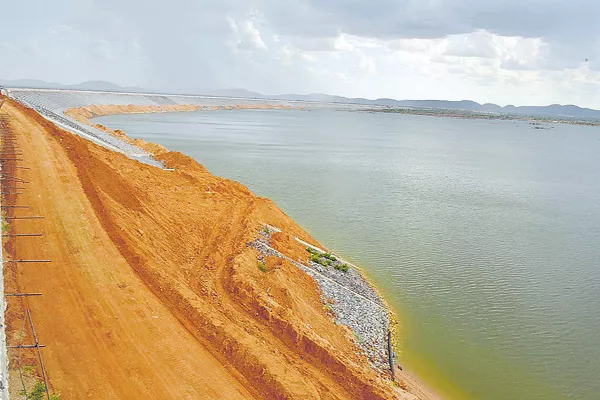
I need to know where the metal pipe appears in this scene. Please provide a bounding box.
[27,309,51,400]
[387,330,396,381]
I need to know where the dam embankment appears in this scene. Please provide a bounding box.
[0,94,420,399]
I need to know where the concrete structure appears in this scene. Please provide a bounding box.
[4,88,312,169]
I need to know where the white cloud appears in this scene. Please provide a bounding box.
[276,44,318,65]
[356,50,376,74]
[2,0,600,108]
[334,34,354,52]
[227,17,268,51]
[300,53,317,62]
[388,38,444,53]
[444,31,500,58]
[277,45,294,65]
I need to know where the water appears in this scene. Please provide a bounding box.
[97,109,600,400]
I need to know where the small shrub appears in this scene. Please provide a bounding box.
[306,247,319,255]
[22,365,35,375]
[26,380,60,400]
[334,263,349,273]
[258,262,267,272]
[1,219,9,234]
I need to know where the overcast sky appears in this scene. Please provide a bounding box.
[2,0,600,107]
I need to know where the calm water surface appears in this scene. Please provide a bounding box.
[98,109,600,400]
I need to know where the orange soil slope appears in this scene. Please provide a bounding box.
[1,98,410,399]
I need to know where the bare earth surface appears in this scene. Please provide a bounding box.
[0,98,419,399]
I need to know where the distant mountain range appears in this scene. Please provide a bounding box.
[211,88,600,120]
[0,79,146,93]
[2,79,600,120]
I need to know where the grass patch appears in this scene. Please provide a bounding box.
[1,211,9,234]
[322,253,337,261]
[22,365,35,375]
[334,263,349,273]
[310,254,321,263]
[258,262,268,272]
[307,248,349,272]
[21,380,60,400]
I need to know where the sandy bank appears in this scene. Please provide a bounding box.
[64,103,297,127]
[0,97,426,399]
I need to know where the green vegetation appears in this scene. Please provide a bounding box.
[334,263,349,273]
[21,380,60,400]
[22,365,35,374]
[322,253,336,261]
[1,211,8,234]
[306,248,349,272]
[258,262,268,272]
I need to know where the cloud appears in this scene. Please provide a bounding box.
[286,34,355,52]
[260,0,600,72]
[444,31,500,58]
[1,0,600,107]
[356,50,377,74]
[228,18,268,51]
[277,44,318,65]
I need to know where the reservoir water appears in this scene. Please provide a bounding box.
[97,109,600,400]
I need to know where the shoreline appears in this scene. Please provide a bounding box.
[364,107,600,127]
[0,96,428,399]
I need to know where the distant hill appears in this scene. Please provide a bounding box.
[208,88,265,98]
[0,78,147,93]
[71,80,147,92]
[207,89,600,119]
[3,79,600,119]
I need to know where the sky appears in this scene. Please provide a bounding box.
[1,0,600,107]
